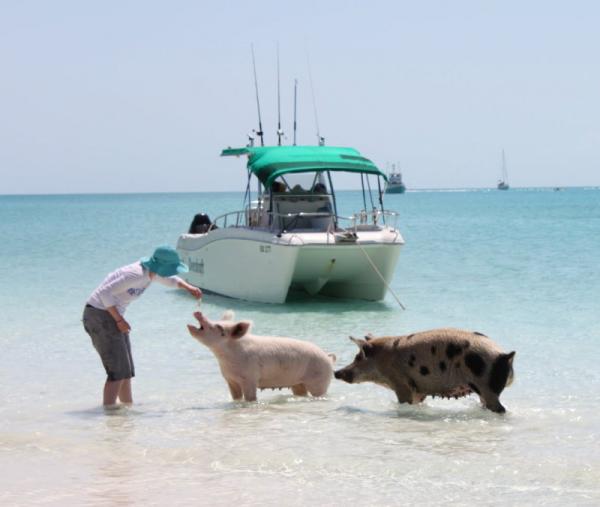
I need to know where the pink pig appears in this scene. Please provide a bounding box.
[187,311,335,401]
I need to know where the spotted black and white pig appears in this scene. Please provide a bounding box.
[187,311,335,402]
[334,328,515,413]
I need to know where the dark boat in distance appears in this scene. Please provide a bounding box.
[497,149,510,190]
[385,164,406,194]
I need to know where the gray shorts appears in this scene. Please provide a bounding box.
[82,305,135,381]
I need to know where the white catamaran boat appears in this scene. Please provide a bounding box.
[176,145,404,303]
[497,149,510,190]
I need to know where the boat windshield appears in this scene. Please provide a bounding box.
[268,172,329,195]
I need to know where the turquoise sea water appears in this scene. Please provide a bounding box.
[1,188,599,506]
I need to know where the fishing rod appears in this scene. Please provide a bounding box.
[276,44,283,146]
[306,51,324,146]
[251,44,264,146]
[293,78,298,146]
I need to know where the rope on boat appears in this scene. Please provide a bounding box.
[356,242,406,310]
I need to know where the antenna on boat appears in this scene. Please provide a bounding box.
[251,43,264,147]
[293,78,298,146]
[276,43,284,146]
[306,51,324,146]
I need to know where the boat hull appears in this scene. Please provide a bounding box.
[291,242,401,300]
[385,185,406,194]
[177,228,403,304]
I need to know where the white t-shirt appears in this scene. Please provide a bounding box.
[87,262,182,315]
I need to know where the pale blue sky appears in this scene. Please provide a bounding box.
[1,1,599,194]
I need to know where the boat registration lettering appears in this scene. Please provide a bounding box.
[189,259,204,274]
[259,245,271,253]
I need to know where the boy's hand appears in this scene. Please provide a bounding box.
[186,285,202,299]
[116,318,131,334]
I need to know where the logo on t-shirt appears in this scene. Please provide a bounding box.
[127,288,146,296]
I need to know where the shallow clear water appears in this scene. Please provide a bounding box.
[1,188,599,505]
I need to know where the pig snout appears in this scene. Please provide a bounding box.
[334,368,354,383]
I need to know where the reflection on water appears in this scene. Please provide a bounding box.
[92,414,137,507]
[2,373,600,505]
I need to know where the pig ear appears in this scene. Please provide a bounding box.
[221,310,235,321]
[363,342,376,357]
[349,336,366,347]
[230,321,251,339]
[364,333,374,342]
[505,351,516,366]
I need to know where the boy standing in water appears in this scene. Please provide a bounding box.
[82,245,202,407]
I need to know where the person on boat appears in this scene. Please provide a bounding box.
[82,245,202,408]
[271,181,287,193]
[188,213,215,234]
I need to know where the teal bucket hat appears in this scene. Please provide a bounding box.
[141,245,189,277]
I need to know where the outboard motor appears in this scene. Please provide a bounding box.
[188,213,215,234]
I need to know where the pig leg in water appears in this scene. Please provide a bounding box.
[292,384,308,396]
[227,380,243,401]
[242,382,258,402]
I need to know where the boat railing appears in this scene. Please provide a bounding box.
[211,209,247,229]
[347,210,399,230]
[211,208,399,233]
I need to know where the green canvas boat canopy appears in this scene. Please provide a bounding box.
[221,145,387,187]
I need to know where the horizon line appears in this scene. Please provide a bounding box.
[1,185,598,198]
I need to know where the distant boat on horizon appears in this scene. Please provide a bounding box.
[497,149,510,190]
[385,163,406,194]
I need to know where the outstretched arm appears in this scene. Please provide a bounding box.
[154,274,202,299]
[177,280,202,299]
